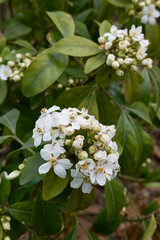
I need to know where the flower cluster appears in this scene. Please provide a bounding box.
[0,53,34,82]
[129,0,160,25]
[33,106,120,193]
[57,77,84,90]
[98,25,152,76]
[0,213,11,240]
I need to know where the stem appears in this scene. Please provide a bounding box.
[11,135,35,155]
[118,173,145,183]
[101,86,123,109]
[125,214,152,222]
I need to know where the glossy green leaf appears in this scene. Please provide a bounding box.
[0,135,11,144]
[20,153,44,185]
[47,11,75,37]
[75,20,91,39]
[149,66,160,112]
[107,0,132,7]
[0,109,20,134]
[0,225,3,240]
[126,101,153,127]
[0,37,6,53]
[43,170,69,201]
[33,191,62,235]
[22,49,68,97]
[84,53,106,74]
[99,20,111,36]
[0,172,11,207]
[4,20,32,40]
[51,36,102,57]
[92,208,123,235]
[145,23,160,57]
[0,81,7,104]
[66,189,95,214]
[141,215,156,240]
[105,179,126,221]
[7,201,34,225]
[65,65,86,78]
[13,39,36,53]
[143,201,158,215]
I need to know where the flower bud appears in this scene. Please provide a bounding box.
[131,65,138,71]
[4,237,11,240]
[16,53,23,59]
[7,61,15,67]
[100,134,111,144]
[118,40,128,50]
[68,78,74,85]
[124,58,133,65]
[13,75,21,82]
[128,9,135,15]
[139,2,145,7]
[75,135,84,140]
[117,58,124,65]
[98,36,105,44]
[20,62,26,68]
[5,170,21,180]
[146,0,151,5]
[105,42,112,50]
[2,221,11,231]
[94,135,99,140]
[94,150,106,161]
[112,61,120,69]
[0,57,3,63]
[65,139,72,146]
[73,138,84,149]
[63,126,75,136]
[18,163,25,171]
[116,69,124,76]
[78,151,88,160]
[25,53,31,57]
[89,145,97,154]
[57,83,63,88]
[6,216,11,222]
[92,125,101,133]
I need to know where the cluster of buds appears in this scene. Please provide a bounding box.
[33,105,120,194]
[98,25,152,76]
[128,0,160,25]
[57,77,84,90]
[0,214,11,240]
[5,163,25,181]
[8,53,34,82]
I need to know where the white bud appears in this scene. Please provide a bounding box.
[117,58,124,65]
[2,221,11,231]
[124,58,133,65]
[78,151,88,160]
[75,135,84,140]
[18,163,25,170]
[5,170,21,180]
[72,138,84,149]
[94,150,106,161]
[20,62,26,68]
[107,54,115,62]
[20,72,24,77]
[92,124,101,133]
[105,42,112,50]
[16,53,23,59]
[131,65,138,71]
[63,126,75,136]
[5,216,11,221]
[139,2,145,7]
[116,69,124,76]
[156,1,160,7]
[89,145,97,154]
[145,0,151,5]
[13,75,21,82]
[25,53,31,57]
[128,9,135,15]
[7,61,15,67]
[13,70,20,75]
[4,237,11,240]
[0,57,3,63]
[23,58,31,67]
[100,134,111,144]
[112,61,120,69]
[68,78,74,85]
[57,83,63,88]
[118,40,129,50]
[98,36,105,44]
[65,139,72,146]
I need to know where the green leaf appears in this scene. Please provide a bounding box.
[46,11,75,37]
[51,36,102,57]
[42,170,69,201]
[75,20,91,39]
[33,191,62,235]
[20,153,44,185]
[0,135,11,144]
[141,215,156,240]
[105,179,125,221]
[84,53,106,74]
[124,70,143,104]
[65,65,86,78]
[99,20,111,36]
[7,201,34,226]
[66,189,95,214]
[62,227,78,240]
[0,109,20,134]
[149,66,160,112]
[0,172,11,207]
[92,208,123,235]
[0,225,3,240]
[4,20,32,40]
[126,102,153,127]
[22,49,68,97]
[0,37,6,53]
[12,39,36,53]
[107,0,132,7]
[0,81,7,104]
[116,112,153,174]
[138,68,151,105]
[143,201,158,215]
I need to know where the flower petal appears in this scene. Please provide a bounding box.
[40,149,50,160]
[96,172,106,186]
[82,182,92,194]
[70,178,83,189]
[58,159,73,169]
[54,164,66,178]
[38,162,51,174]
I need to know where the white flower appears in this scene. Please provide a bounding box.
[76,159,96,174]
[109,141,118,152]
[124,58,133,65]
[136,48,147,60]
[131,65,138,71]
[0,65,12,80]
[72,137,84,149]
[103,25,125,42]
[39,147,72,178]
[63,126,75,136]
[94,150,107,161]
[117,58,124,65]
[118,40,130,50]
[129,25,144,41]
[90,165,107,186]
[112,61,120,69]
[99,134,111,144]
[106,54,115,65]
[70,169,92,193]
[99,125,116,138]
[142,58,153,68]
[140,39,149,47]
[2,221,11,231]
[105,42,112,50]
[141,4,160,25]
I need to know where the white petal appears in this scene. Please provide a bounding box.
[96,172,106,186]
[40,149,50,160]
[54,164,66,178]
[108,35,116,42]
[153,9,160,18]
[43,131,51,142]
[58,159,73,169]
[82,182,92,194]
[90,171,96,184]
[141,15,148,24]
[149,16,156,25]
[110,25,117,34]
[103,163,113,174]
[71,169,83,178]
[34,135,42,147]
[70,178,83,189]
[38,162,51,174]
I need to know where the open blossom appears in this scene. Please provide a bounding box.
[33,106,120,193]
[141,4,160,25]
[99,24,152,75]
[0,65,12,80]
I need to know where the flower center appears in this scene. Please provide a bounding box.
[36,127,42,133]
[132,30,137,36]
[69,113,77,121]
[3,70,8,75]
[40,107,47,114]
[96,166,104,173]
[49,157,57,165]
[81,163,88,170]
[58,125,63,132]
